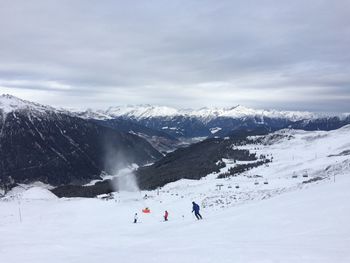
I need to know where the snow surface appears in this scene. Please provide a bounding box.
[210,127,222,134]
[4,182,54,198]
[21,187,58,200]
[1,126,350,262]
[0,176,349,262]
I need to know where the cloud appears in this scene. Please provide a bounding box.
[0,0,349,111]
[0,79,71,91]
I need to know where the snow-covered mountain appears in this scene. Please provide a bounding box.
[72,108,113,120]
[0,94,162,189]
[95,104,347,121]
[0,94,67,115]
[70,103,350,139]
[0,94,179,154]
[4,93,349,150]
[105,105,181,119]
[75,108,181,153]
[81,104,350,139]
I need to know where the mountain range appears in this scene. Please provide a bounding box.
[77,104,350,139]
[1,94,350,192]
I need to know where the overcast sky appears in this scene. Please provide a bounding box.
[0,0,349,112]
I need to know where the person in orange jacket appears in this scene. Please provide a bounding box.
[164,210,169,221]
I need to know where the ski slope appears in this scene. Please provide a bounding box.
[1,126,350,262]
[0,175,349,263]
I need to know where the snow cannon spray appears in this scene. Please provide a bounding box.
[114,166,140,192]
[103,140,140,192]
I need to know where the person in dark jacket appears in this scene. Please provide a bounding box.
[164,210,169,221]
[192,201,202,220]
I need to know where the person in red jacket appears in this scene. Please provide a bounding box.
[164,210,169,221]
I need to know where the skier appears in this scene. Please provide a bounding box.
[133,213,138,223]
[164,210,169,221]
[192,201,202,220]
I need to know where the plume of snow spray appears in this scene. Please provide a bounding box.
[114,165,139,192]
[104,144,140,192]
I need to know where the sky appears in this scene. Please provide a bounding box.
[0,0,349,112]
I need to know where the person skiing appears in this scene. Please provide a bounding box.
[133,213,138,223]
[192,201,202,220]
[164,210,169,221]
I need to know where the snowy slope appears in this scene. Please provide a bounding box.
[0,169,349,262]
[0,94,66,115]
[1,126,350,262]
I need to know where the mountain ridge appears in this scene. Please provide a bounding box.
[2,94,348,122]
[77,103,349,122]
[3,94,350,141]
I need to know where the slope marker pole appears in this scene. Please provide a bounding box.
[18,199,22,223]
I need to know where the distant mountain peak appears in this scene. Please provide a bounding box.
[0,94,60,115]
[105,104,180,119]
